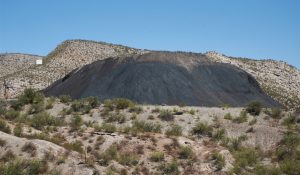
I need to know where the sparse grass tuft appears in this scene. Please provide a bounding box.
[191,122,213,137]
[149,151,164,162]
[165,125,182,136]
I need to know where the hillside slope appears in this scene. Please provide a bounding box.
[44,51,280,107]
[0,53,43,78]
[206,52,300,109]
[0,40,145,98]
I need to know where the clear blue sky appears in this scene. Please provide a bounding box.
[1,0,299,68]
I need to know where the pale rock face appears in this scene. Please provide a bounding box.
[206,51,300,108]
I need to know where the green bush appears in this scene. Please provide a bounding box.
[28,102,45,114]
[13,124,23,137]
[224,113,232,120]
[191,122,213,137]
[0,119,11,133]
[212,128,225,141]
[160,160,179,174]
[4,109,20,120]
[95,123,117,133]
[254,165,281,175]
[179,146,193,159]
[279,160,300,175]
[246,101,262,116]
[0,100,7,116]
[59,95,71,104]
[85,96,99,108]
[105,113,126,123]
[132,120,161,133]
[149,151,165,162]
[282,114,298,126]
[104,98,135,110]
[165,125,182,136]
[232,148,259,173]
[233,111,248,123]
[128,106,143,114]
[30,112,61,129]
[270,108,282,119]
[0,159,47,175]
[18,88,44,105]
[70,114,83,130]
[9,100,23,111]
[45,97,55,109]
[63,140,84,153]
[249,118,257,125]
[118,152,138,166]
[158,110,174,121]
[211,151,225,171]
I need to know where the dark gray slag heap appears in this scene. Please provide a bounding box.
[44,51,280,107]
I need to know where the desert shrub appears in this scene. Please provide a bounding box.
[224,113,232,120]
[0,100,7,116]
[95,123,117,133]
[129,106,143,114]
[9,100,23,111]
[70,114,83,130]
[85,96,99,108]
[63,140,83,153]
[151,107,161,113]
[70,100,84,112]
[4,109,20,120]
[104,98,135,110]
[26,160,48,175]
[13,124,23,137]
[21,142,37,156]
[149,151,165,162]
[49,133,66,145]
[269,108,282,119]
[132,120,161,133]
[279,160,300,175]
[0,119,11,133]
[28,102,45,114]
[30,112,61,129]
[282,114,298,126]
[211,151,225,171]
[99,144,118,165]
[246,101,262,116]
[165,125,182,136]
[18,88,44,105]
[118,152,138,166]
[59,95,71,104]
[105,113,126,123]
[45,97,55,109]
[275,133,299,161]
[179,146,193,159]
[188,109,195,115]
[227,135,248,151]
[249,118,257,125]
[0,138,6,147]
[212,128,225,141]
[160,160,179,174]
[231,148,259,173]
[233,111,248,123]
[158,110,174,121]
[191,122,213,137]
[254,165,281,175]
